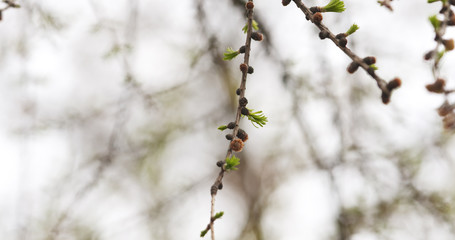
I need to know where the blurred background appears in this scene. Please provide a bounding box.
[1,0,455,239]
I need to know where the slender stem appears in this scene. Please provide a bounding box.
[291,0,391,98]
[205,1,256,239]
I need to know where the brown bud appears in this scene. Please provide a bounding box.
[387,78,402,91]
[230,138,244,152]
[381,92,391,104]
[424,51,434,60]
[437,101,453,117]
[241,107,250,116]
[426,78,446,93]
[239,45,246,53]
[227,122,236,129]
[248,66,254,74]
[367,67,376,77]
[237,129,248,142]
[211,185,218,195]
[239,97,248,107]
[319,30,329,39]
[218,182,223,190]
[363,56,376,65]
[251,32,263,41]
[313,12,323,24]
[338,37,348,47]
[336,33,347,39]
[347,62,360,74]
[225,134,233,140]
[310,7,322,13]
[443,112,455,130]
[443,39,454,51]
[236,88,241,95]
[216,161,224,167]
[240,63,248,73]
[245,1,254,10]
[282,0,291,6]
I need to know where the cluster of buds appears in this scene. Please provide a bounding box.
[425,0,455,130]
[218,0,267,161]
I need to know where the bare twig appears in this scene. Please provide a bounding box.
[0,0,20,20]
[377,0,393,11]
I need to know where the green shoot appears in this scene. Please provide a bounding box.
[223,47,239,61]
[429,15,440,30]
[200,229,208,237]
[214,211,224,219]
[322,0,346,13]
[369,64,378,70]
[245,108,268,128]
[218,125,228,131]
[345,24,359,36]
[225,155,240,171]
[437,50,445,61]
[242,20,259,33]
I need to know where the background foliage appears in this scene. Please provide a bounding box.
[1,0,455,240]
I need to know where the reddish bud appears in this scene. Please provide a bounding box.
[363,56,376,65]
[424,51,434,60]
[443,39,454,51]
[230,138,244,152]
[313,12,323,24]
[251,32,263,41]
[245,1,254,10]
[387,78,402,91]
[237,129,248,142]
[240,63,248,73]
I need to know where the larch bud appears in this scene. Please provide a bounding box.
[313,12,323,24]
[251,32,263,41]
[245,1,254,10]
[230,138,244,152]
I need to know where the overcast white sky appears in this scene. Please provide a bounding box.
[1,0,455,240]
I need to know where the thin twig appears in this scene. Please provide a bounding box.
[203,1,257,239]
[378,0,393,11]
[290,0,398,104]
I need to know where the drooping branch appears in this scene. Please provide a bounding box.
[284,0,401,104]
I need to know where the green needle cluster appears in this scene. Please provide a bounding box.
[323,0,346,13]
[225,155,240,171]
[245,108,268,128]
[223,47,240,60]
